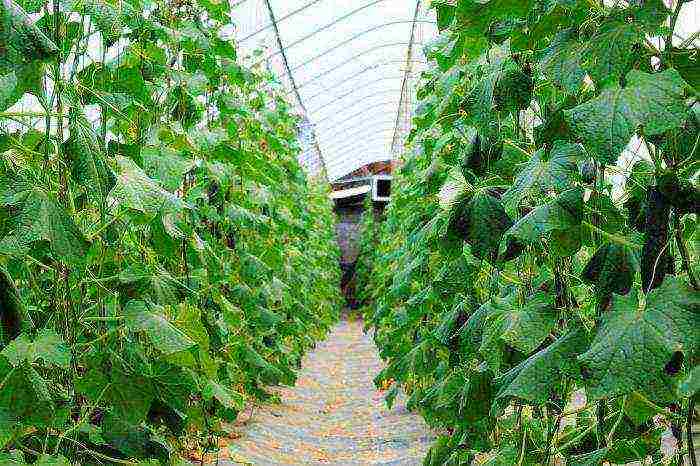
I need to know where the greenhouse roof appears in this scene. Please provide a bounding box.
[232,0,437,181]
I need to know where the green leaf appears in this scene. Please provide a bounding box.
[0,266,25,343]
[68,0,135,46]
[460,364,495,422]
[539,21,642,92]
[505,141,582,206]
[497,292,557,354]
[142,146,194,192]
[578,276,700,401]
[240,343,288,385]
[464,192,514,261]
[581,242,637,297]
[0,73,19,112]
[2,329,70,368]
[538,28,586,93]
[480,292,557,373]
[492,61,532,113]
[495,329,588,404]
[679,366,700,398]
[124,301,196,355]
[0,409,20,449]
[34,454,71,466]
[109,156,185,216]
[565,69,689,164]
[0,363,55,426]
[670,47,700,93]
[0,451,24,463]
[0,0,58,62]
[568,448,608,466]
[0,182,89,265]
[65,107,116,199]
[202,380,245,411]
[507,187,583,244]
[76,368,154,424]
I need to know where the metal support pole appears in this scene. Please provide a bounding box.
[262,0,328,181]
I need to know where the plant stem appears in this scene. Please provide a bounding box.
[606,396,626,445]
[554,424,595,455]
[664,0,684,63]
[674,221,698,290]
[689,397,698,466]
[596,401,607,448]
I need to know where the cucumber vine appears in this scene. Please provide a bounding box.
[361,1,699,464]
[0,0,342,463]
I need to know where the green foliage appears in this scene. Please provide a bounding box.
[359,0,700,464]
[0,0,342,463]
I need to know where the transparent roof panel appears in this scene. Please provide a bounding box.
[233,0,437,181]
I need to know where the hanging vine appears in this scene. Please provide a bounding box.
[361,0,699,464]
[0,0,342,463]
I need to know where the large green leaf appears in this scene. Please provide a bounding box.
[124,301,196,355]
[538,28,586,93]
[0,182,89,265]
[568,448,608,466]
[464,192,514,261]
[539,21,642,92]
[65,108,116,199]
[109,156,185,216]
[202,380,245,411]
[506,187,583,245]
[67,0,135,46]
[76,367,154,424]
[2,329,70,368]
[0,266,24,342]
[480,292,557,373]
[0,0,58,63]
[33,455,71,466]
[578,276,700,401]
[0,72,19,112]
[495,329,588,404]
[142,146,194,192]
[581,242,637,297]
[0,362,54,426]
[505,141,582,206]
[565,69,689,164]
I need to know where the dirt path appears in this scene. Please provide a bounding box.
[219,318,434,465]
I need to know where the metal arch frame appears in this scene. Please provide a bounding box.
[302,61,426,102]
[305,75,407,105]
[287,20,435,73]
[317,119,397,149]
[321,116,398,134]
[315,101,402,131]
[237,0,325,43]
[392,0,422,158]
[316,110,408,145]
[296,45,426,92]
[324,152,393,173]
[322,139,396,164]
[321,128,395,152]
[255,0,389,65]
[308,119,394,154]
[325,153,391,169]
[261,0,329,180]
[321,136,395,161]
[310,88,403,116]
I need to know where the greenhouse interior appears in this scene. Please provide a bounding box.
[0,0,699,464]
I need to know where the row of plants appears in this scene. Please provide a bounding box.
[0,0,342,463]
[361,0,699,464]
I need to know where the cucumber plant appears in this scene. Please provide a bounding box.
[0,0,342,463]
[361,0,699,464]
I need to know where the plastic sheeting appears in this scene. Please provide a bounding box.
[233,0,437,181]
